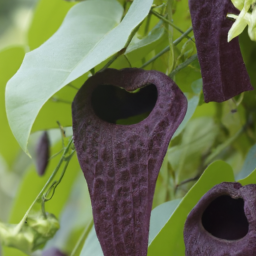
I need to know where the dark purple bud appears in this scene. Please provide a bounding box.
[42,248,67,256]
[184,182,256,255]
[36,131,50,176]
[189,0,253,102]
[72,68,187,256]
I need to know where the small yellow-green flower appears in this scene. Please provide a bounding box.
[228,0,256,42]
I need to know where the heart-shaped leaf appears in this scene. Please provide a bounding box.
[6,0,153,155]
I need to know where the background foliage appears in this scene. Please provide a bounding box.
[0,0,256,255]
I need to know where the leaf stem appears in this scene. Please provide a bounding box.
[140,26,193,69]
[15,138,74,233]
[169,53,198,78]
[151,10,194,42]
[99,49,126,73]
[68,84,79,91]
[51,97,72,105]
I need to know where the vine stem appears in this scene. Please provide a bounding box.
[140,26,193,69]
[14,138,74,233]
[169,53,198,78]
[70,219,94,256]
[151,10,195,42]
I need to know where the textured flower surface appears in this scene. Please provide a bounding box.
[72,68,187,256]
[189,0,253,102]
[184,182,256,256]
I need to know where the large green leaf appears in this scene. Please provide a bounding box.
[148,160,235,256]
[0,46,25,166]
[28,0,76,50]
[148,199,181,245]
[6,0,153,154]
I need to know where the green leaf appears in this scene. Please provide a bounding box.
[148,199,181,246]
[6,0,154,154]
[0,46,25,166]
[148,160,235,256]
[28,0,76,50]
[236,144,256,180]
[80,225,103,256]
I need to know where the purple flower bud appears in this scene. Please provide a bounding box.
[42,248,67,256]
[184,182,256,255]
[36,131,50,176]
[72,68,187,256]
[189,0,253,102]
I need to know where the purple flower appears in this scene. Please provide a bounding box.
[184,182,256,255]
[36,131,50,176]
[72,68,187,256]
[189,0,253,102]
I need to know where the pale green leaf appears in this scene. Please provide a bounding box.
[148,199,181,246]
[80,226,103,256]
[148,160,235,256]
[6,0,153,154]
[228,12,248,42]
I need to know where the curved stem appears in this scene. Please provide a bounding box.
[140,27,193,69]
[151,10,195,42]
[15,138,74,233]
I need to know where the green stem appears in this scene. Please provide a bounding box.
[151,10,194,42]
[99,21,142,72]
[205,127,244,165]
[169,53,198,78]
[99,49,125,73]
[140,26,193,69]
[15,138,74,233]
[68,84,79,90]
[70,219,94,256]
[44,151,75,202]
[51,97,72,105]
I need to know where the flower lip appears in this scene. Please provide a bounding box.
[72,68,188,256]
[91,83,158,125]
[201,195,249,241]
[184,182,256,256]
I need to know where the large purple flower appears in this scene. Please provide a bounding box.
[72,68,187,256]
[184,182,256,255]
[189,0,253,102]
